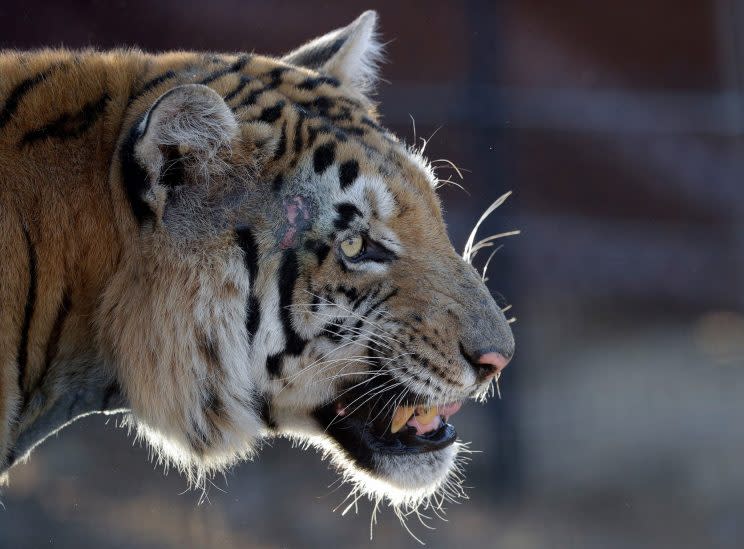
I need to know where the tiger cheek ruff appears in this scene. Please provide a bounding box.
[0,10,514,527]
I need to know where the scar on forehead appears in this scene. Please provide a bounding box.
[279,195,312,249]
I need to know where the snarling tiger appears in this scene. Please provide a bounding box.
[0,10,514,517]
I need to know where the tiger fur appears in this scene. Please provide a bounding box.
[0,11,514,514]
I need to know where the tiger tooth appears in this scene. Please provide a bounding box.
[391,406,414,433]
[416,406,438,425]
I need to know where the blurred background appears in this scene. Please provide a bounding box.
[2,1,744,547]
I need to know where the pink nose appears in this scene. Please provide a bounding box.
[475,352,511,379]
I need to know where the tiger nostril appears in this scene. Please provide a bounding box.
[475,352,510,378]
[459,343,511,381]
[460,343,511,381]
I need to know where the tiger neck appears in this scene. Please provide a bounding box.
[0,50,155,473]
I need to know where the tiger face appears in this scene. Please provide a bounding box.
[100,11,514,512]
[265,138,515,506]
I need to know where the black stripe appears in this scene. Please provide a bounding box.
[289,36,345,70]
[336,318,363,342]
[200,54,250,85]
[336,285,359,303]
[259,394,278,430]
[361,116,385,132]
[127,70,177,107]
[329,106,352,122]
[300,96,333,116]
[0,63,63,130]
[277,250,307,356]
[338,160,359,190]
[296,76,340,90]
[235,225,259,282]
[333,202,362,231]
[266,353,283,378]
[236,226,262,344]
[259,101,285,124]
[266,67,289,87]
[313,142,336,174]
[17,227,37,398]
[336,96,364,109]
[120,114,154,224]
[18,287,72,414]
[233,67,288,111]
[236,88,265,109]
[363,288,399,319]
[272,121,287,160]
[339,125,366,138]
[351,287,375,311]
[121,82,195,223]
[330,127,349,143]
[292,110,305,153]
[310,291,321,312]
[197,335,224,438]
[307,126,319,148]
[224,75,252,103]
[304,238,331,265]
[322,320,345,343]
[246,294,261,343]
[20,93,110,146]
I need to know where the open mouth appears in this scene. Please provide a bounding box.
[312,381,462,471]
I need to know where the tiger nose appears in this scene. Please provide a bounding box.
[473,351,511,381]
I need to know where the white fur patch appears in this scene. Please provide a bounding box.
[282,11,384,95]
[98,242,261,483]
[325,11,384,95]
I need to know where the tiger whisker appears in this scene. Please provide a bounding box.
[324,378,403,432]
[463,191,516,264]
[298,290,399,338]
[331,380,405,429]
[430,156,466,179]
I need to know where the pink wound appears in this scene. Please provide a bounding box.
[279,195,311,249]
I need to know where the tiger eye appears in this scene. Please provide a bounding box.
[340,236,364,258]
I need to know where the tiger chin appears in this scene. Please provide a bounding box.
[0,10,514,521]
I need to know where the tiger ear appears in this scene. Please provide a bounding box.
[135,84,238,182]
[124,84,240,223]
[282,10,383,95]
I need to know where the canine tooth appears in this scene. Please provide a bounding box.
[415,406,438,425]
[391,406,414,433]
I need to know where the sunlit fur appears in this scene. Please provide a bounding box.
[0,11,516,537]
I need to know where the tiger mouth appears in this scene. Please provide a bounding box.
[313,384,462,469]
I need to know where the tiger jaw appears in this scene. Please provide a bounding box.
[314,395,463,460]
[266,365,467,494]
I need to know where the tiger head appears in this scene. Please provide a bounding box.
[101,11,514,512]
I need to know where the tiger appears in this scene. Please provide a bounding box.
[0,10,514,519]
